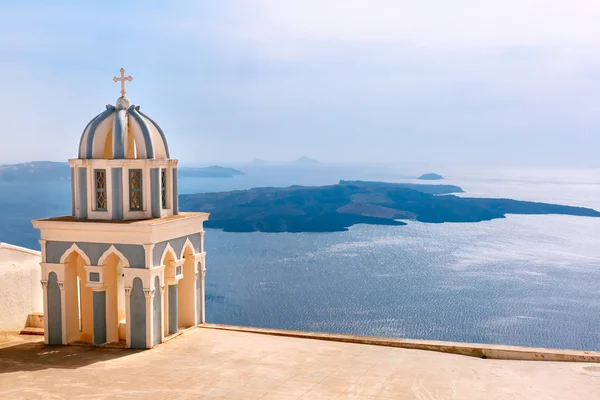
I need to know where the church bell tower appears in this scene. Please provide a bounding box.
[32,69,209,349]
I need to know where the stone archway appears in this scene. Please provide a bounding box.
[61,250,92,344]
[178,244,196,328]
[99,251,128,344]
[161,248,177,336]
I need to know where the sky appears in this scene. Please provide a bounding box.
[1,0,600,166]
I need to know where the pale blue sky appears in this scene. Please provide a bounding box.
[1,1,599,166]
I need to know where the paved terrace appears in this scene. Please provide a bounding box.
[1,328,600,400]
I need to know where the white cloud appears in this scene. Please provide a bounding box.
[216,0,600,58]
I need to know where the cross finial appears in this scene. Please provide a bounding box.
[112,67,133,98]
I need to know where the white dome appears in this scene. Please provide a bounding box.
[78,100,170,160]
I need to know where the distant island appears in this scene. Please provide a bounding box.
[179,180,600,233]
[0,162,244,181]
[418,173,444,180]
[293,156,319,164]
[0,161,70,182]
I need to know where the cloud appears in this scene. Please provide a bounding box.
[211,1,600,59]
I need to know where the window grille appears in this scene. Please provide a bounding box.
[161,168,167,209]
[129,169,143,211]
[94,169,107,211]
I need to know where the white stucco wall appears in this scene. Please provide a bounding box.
[0,243,43,332]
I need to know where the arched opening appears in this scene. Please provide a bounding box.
[63,251,92,344]
[162,249,177,337]
[178,245,196,328]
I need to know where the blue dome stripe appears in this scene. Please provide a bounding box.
[78,110,104,158]
[112,109,127,159]
[85,106,115,158]
[128,106,155,159]
[137,109,170,159]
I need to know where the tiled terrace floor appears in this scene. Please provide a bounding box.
[1,328,599,399]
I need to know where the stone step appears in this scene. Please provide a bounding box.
[26,313,44,329]
[20,327,44,336]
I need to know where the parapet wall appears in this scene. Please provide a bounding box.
[0,243,43,332]
[201,323,600,363]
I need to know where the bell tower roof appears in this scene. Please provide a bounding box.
[77,68,170,160]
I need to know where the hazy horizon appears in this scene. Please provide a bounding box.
[1,1,599,166]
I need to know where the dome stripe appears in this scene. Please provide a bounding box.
[137,109,170,159]
[78,110,105,158]
[85,107,115,158]
[112,109,127,159]
[128,107,155,159]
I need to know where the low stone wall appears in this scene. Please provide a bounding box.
[201,323,600,363]
[0,243,43,332]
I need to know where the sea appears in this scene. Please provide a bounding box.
[1,163,599,351]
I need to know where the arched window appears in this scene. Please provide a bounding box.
[129,169,143,211]
[95,169,107,211]
[161,168,168,209]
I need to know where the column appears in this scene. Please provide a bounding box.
[40,280,49,344]
[200,264,206,324]
[144,287,154,348]
[124,286,132,348]
[160,284,165,342]
[59,282,67,345]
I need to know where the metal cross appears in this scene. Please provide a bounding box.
[113,68,133,97]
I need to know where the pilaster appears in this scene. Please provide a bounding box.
[58,281,67,345]
[40,280,49,344]
[124,286,132,348]
[160,284,165,343]
[143,243,155,269]
[144,288,154,349]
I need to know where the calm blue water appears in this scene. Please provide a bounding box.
[1,164,599,350]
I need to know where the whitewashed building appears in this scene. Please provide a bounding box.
[32,69,209,348]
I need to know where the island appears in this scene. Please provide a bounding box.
[178,180,600,233]
[0,162,244,181]
[0,161,70,182]
[293,156,319,164]
[418,173,444,180]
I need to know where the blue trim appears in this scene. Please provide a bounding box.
[78,167,88,219]
[128,106,155,159]
[112,168,123,220]
[150,168,161,218]
[70,167,75,216]
[137,107,169,158]
[47,272,62,345]
[85,106,115,159]
[172,168,178,214]
[153,276,161,346]
[131,278,147,349]
[168,285,178,335]
[112,109,127,159]
[93,291,107,344]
